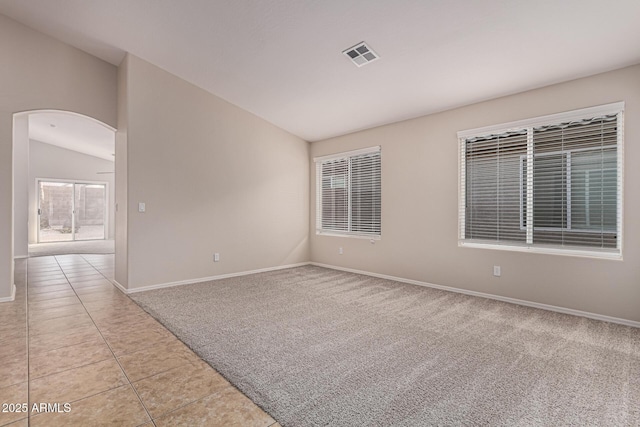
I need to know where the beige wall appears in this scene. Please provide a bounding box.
[123,55,309,289]
[115,56,129,288]
[0,14,117,299]
[28,140,116,242]
[13,115,29,258]
[3,10,635,322]
[310,65,640,322]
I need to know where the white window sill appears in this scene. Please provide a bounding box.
[316,231,381,241]
[459,241,622,260]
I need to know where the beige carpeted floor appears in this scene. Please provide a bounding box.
[28,239,115,257]
[131,265,640,426]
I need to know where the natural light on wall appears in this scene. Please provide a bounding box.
[457,102,623,259]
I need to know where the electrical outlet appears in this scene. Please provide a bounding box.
[338,247,343,255]
[493,266,501,277]
[214,253,220,262]
[138,202,146,213]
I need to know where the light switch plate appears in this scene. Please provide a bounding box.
[138,202,146,213]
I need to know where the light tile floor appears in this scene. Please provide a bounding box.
[0,254,281,427]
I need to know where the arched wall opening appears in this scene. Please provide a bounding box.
[13,110,117,260]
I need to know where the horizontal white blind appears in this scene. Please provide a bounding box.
[465,130,528,243]
[460,105,622,256]
[531,115,618,248]
[315,147,381,237]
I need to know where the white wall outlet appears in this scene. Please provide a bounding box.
[138,202,146,213]
[214,253,220,262]
[493,265,501,277]
[338,247,343,255]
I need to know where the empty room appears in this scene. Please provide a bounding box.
[0,1,639,426]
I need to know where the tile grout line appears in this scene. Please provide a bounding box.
[77,255,275,426]
[27,358,118,387]
[80,255,160,427]
[80,255,280,425]
[78,255,226,426]
[10,256,255,427]
[79,255,113,282]
[25,258,31,427]
[53,255,155,425]
[77,255,184,427]
[146,385,233,423]
[28,256,75,425]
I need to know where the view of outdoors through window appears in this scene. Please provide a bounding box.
[38,181,106,242]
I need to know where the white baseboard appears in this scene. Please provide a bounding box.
[111,279,128,294]
[13,255,28,260]
[125,262,312,294]
[0,284,17,303]
[311,262,640,329]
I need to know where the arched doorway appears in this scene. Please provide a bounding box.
[13,110,116,258]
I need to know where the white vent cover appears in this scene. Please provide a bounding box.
[343,42,379,67]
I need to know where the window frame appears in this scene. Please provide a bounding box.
[518,147,618,234]
[458,102,624,259]
[314,146,382,239]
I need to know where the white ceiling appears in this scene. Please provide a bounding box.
[2,0,640,141]
[29,112,115,161]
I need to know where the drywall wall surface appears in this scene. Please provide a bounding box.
[28,140,115,242]
[115,55,129,288]
[310,64,640,322]
[13,115,29,258]
[125,54,309,289]
[0,14,117,299]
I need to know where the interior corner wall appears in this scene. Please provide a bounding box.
[28,140,116,243]
[12,115,29,258]
[115,55,129,289]
[0,13,117,299]
[124,55,310,290]
[310,64,640,323]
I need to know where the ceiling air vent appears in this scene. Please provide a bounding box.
[343,42,379,67]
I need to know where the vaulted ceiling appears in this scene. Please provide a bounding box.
[29,112,115,161]
[2,0,639,141]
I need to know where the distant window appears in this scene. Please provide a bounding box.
[458,103,623,257]
[315,147,381,238]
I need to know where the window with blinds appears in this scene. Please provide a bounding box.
[315,146,381,238]
[458,103,623,257]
